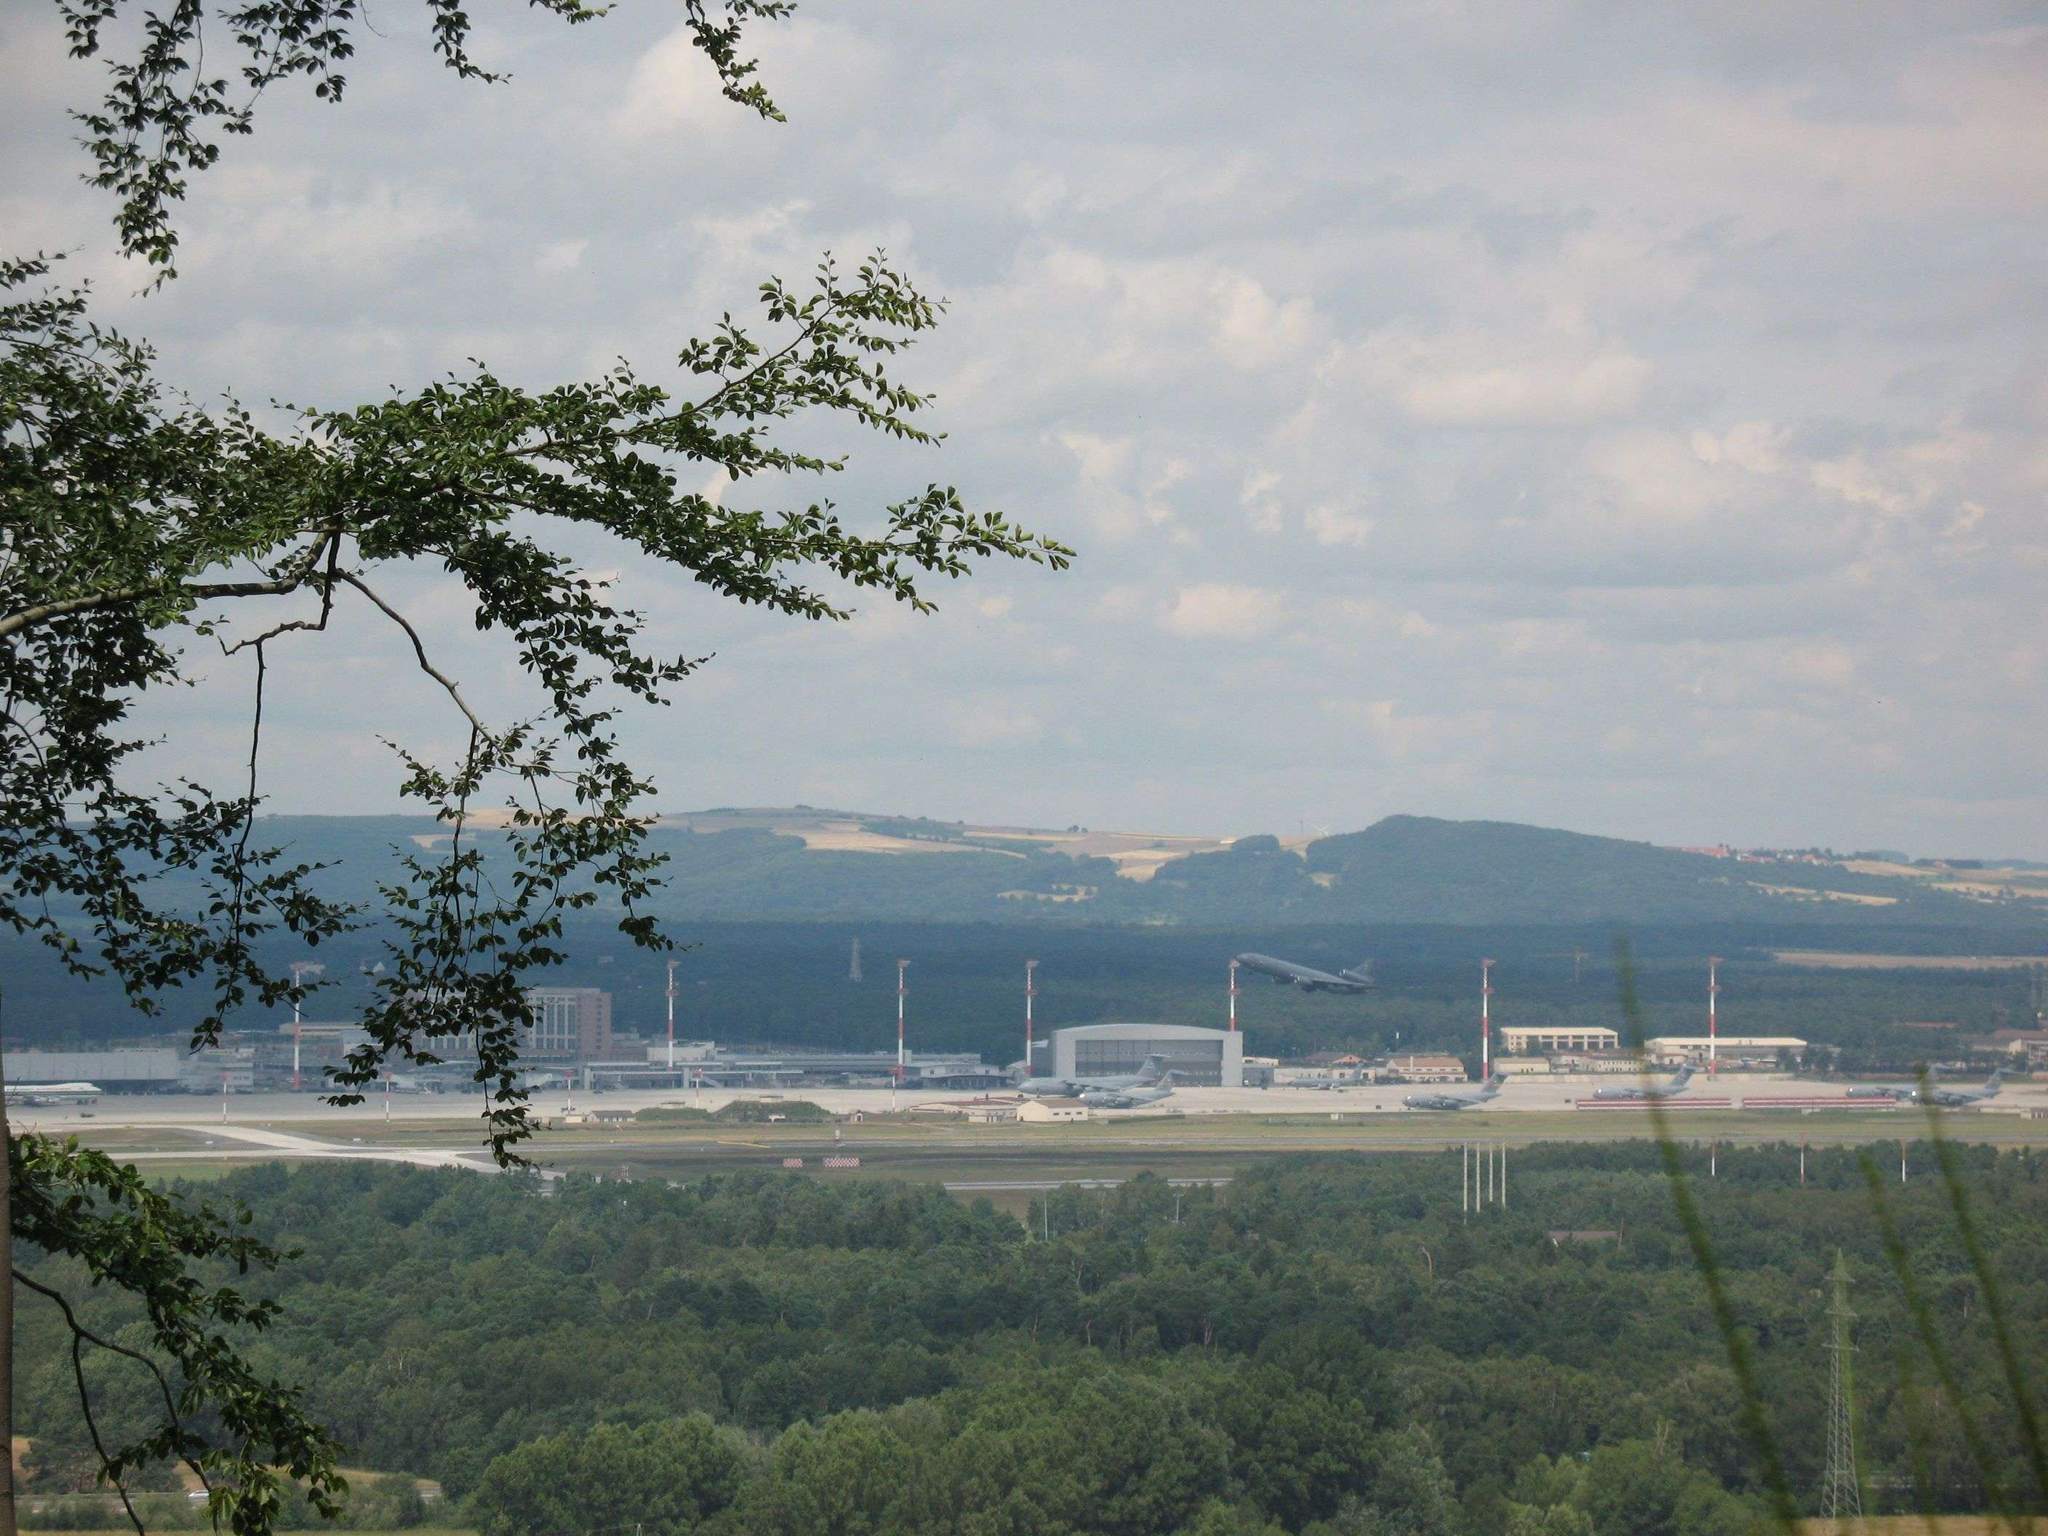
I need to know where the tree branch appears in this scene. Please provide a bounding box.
[0,529,338,643]
[331,570,485,733]
[13,1266,214,1531]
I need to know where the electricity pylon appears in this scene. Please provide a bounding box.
[1820,1249,1863,1523]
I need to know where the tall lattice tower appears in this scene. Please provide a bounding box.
[1820,1249,1863,1523]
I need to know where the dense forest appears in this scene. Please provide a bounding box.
[17,1145,2048,1534]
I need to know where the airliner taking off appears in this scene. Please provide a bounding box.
[6,1082,103,1106]
[1234,953,1375,994]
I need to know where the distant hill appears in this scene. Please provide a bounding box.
[7,807,2044,1049]
[35,807,2047,933]
[1299,816,1890,925]
[651,810,2047,928]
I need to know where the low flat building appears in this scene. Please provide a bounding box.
[1500,1025,1620,1055]
[1645,1035,1806,1066]
[565,1107,636,1125]
[1374,1053,1466,1083]
[1018,1100,1089,1123]
[911,1096,1023,1124]
[586,1047,1003,1091]
[1987,1030,2048,1065]
[1550,1053,1652,1075]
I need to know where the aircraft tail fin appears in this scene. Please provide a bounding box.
[1340,961,1376,985]
[1480,1073,1505,1097]
[1136,1055,1168,1084]
[1985,1067,2005,1094]
[1670,1063,1694,1088]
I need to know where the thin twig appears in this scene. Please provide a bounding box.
[331,570,484,731]
[13,1267,214,1530]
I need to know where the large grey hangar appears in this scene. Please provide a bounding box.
[1041,1023,1245,1088]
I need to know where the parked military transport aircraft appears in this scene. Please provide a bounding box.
[1234,952,1375,993]
[1403,1074,1505,1111]
[1588,1064,1695,1102]
[1019,1054,1171,1099]
[1849,1069,2004,1107]
[1080,1073,1179,1110]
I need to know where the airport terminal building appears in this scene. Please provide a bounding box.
[1041,1023,1245,1088]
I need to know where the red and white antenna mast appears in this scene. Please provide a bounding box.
[1024,959,1039,1071]
[894,958,910,1108]
[1708,955,1723,1077]
[1228,958,1240,1033]
[1481,958,1496,1077]
[665,957,678,1072]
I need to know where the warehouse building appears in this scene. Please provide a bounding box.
[1499,1025,1621,1055]
[1646,1035,1807,1066]
[3,1045,254,1092]
[1044,1022,1244,1088]
[6,1047,180,1090]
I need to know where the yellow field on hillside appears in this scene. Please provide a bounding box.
[656,807,1237,880]
[1803,1518,2014,1535]
[1773,950,2045,971]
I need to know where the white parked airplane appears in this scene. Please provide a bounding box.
[7,1081,103,1106]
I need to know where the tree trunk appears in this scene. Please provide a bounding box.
[2,1017,16,1536]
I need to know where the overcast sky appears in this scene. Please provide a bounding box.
[7,4,2046,854]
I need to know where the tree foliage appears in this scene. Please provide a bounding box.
[57,0,794,280]
[27,1145,2043,1532]
[6,0,1070,1522]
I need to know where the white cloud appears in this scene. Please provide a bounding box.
[610,18,883,143]
[12,3,2044,849]
[1343,325,1651,426]
[1240,468,1284,534]
[1159,584,1284,639]
[1054,430,1186,540]
[951,700,1044,747]
[1305,501,1373,547]
[535,238,588,275]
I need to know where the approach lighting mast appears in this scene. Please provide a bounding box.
[1025,959,1039,1072]
[895,959,910,1109]
[1480,959,1495,1077]
[1708,955,1723,1077]
[665,958,678,1072]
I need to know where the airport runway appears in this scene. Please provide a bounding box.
[17,1071,2045,1137]
[83,1121,522,1175]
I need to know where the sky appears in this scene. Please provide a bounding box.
[5,3,2047,855]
